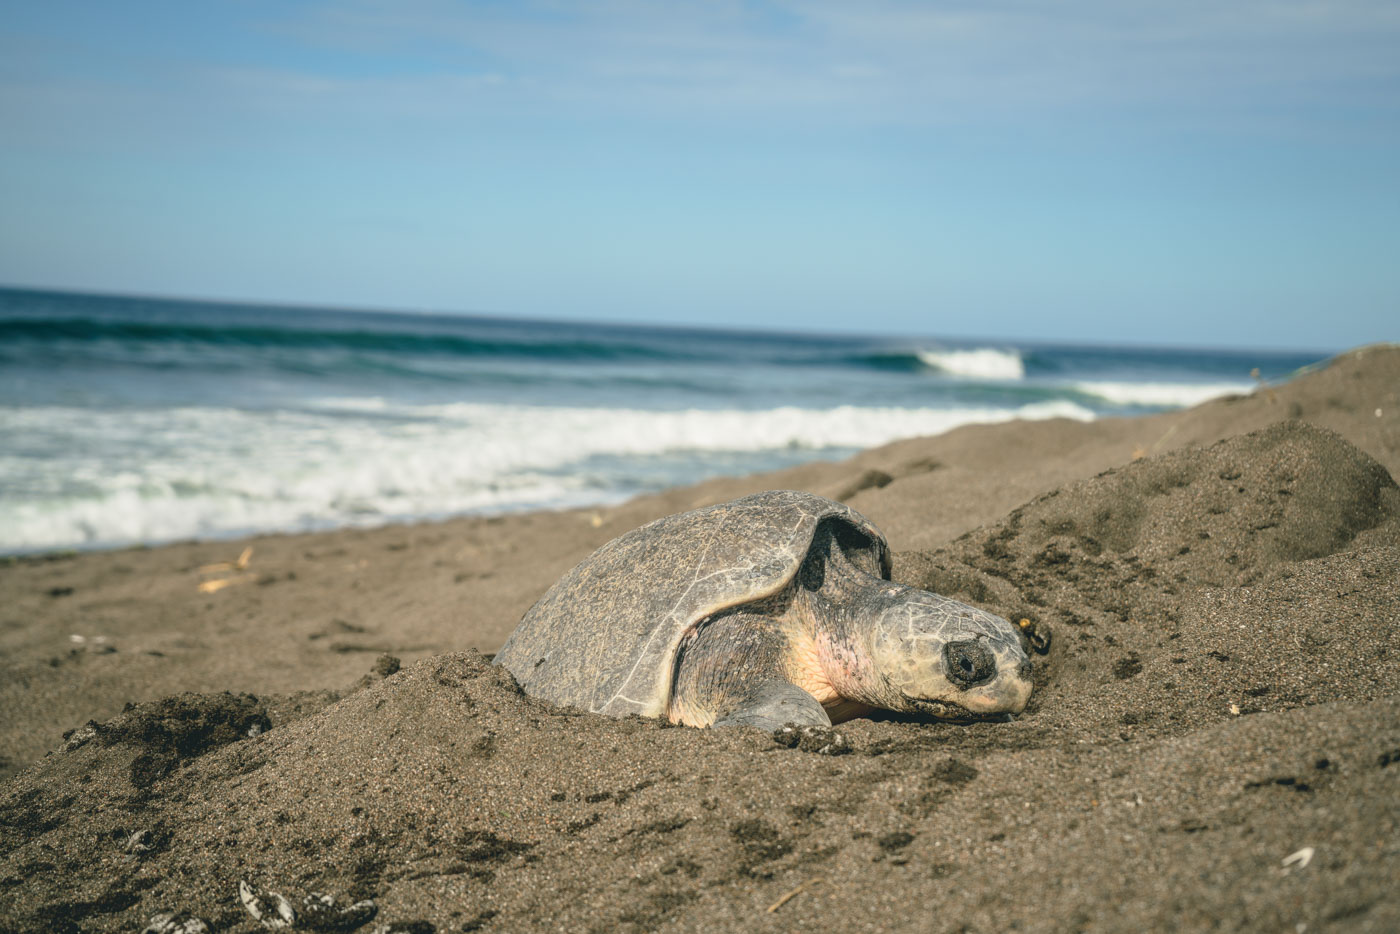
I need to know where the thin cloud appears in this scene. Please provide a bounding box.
[256,0,1400,127]
[6,0,1398,140]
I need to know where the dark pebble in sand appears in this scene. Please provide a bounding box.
[877,831,915,851]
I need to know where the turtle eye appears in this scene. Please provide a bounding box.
[943,640,996,689]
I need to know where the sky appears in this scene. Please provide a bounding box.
[1,1,1397,350]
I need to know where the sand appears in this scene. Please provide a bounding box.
[1,344,1397,933]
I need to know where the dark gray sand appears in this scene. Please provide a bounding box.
[1,346,1397,932]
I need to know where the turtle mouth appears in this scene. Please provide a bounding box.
[901,695,1010,724]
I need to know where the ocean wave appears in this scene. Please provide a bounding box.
[299,398,1098,450]
[0,317,694,364]
[1072,381,1254,408]
[0,399,1095,553]
[916,348,1026,380]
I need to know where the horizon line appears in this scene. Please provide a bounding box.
[0,280,1343,358]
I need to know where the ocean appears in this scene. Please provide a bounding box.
[0,286,1326,555]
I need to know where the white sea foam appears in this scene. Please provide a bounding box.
[916,348,1025,380]
[0,399,1096,553]
[1072,381,1254,408]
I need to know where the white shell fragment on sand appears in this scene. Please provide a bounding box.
[239,880,296,929]
[1281,846,1315,873]
[68,633,117,654]
[238,879,379,930]
[142,912,210,934]
[124,829,158,854]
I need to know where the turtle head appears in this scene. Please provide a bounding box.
[861,587,1033,720]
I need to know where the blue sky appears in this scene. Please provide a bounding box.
[1,1,1397,350]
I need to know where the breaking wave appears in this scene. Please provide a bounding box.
[1072,381,1254,408]
[0,399,1095,553]
[916,348,1026,380]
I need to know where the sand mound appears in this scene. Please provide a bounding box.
[898,420,1400,742]
[3,422,1397,932]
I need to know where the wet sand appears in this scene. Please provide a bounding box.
[1,344,1397,932]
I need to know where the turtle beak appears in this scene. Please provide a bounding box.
[900,694,1012,723]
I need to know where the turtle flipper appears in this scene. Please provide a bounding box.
[712,681,831,731]
[671,610,828,730]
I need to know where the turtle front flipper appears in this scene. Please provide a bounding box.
[670,607,828,730]
[711,681,831,731]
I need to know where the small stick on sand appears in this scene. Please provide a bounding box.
[198,546,254,575]
[197,574,255,594]
[767,878,821,913]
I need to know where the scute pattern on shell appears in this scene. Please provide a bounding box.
[494,491,889,718]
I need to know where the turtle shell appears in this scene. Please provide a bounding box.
[494,490,891,718]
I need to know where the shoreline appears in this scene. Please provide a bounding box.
[1,343,1397,932]
[0,346,1375,567]
[2,345,1397,776]
[0,288,1335,560]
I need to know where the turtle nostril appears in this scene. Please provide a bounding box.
[944,639,996,689]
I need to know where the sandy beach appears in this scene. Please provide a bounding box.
[1,344,1397,932]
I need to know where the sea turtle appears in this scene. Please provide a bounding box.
[495,490,1033,731]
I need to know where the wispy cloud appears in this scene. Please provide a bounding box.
[250,0,1400,128]
[5,0,1397,145]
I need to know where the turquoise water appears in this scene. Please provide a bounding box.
[0,287,1324,554]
